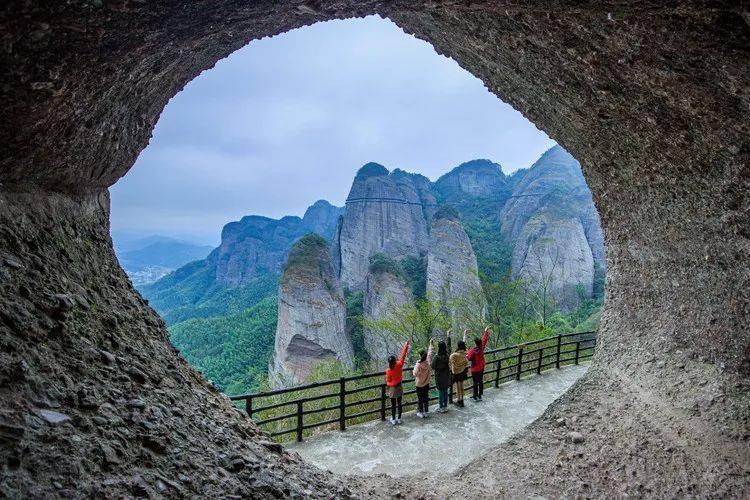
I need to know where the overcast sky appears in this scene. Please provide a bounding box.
[110,15,556,246]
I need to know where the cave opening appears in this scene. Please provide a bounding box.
[109,15,605,399]
[1,3,747,498]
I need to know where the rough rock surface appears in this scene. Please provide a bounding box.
[1,2,748,498]
[426,215,485,329]
[363,270,414,361]
[269,235,353,387]
[512,215,595,310]
[503,146,604,309]
[333,163,435,290]
[0,191,354,498]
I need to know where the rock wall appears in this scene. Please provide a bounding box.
[512,215,595,311]
[334,163,434,290]
[426,216,485,329]
[269,235,353,387]
[363,270,414,361]
[0,189,352,497]
[502,146,605,309]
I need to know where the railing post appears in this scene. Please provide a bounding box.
[296,401,303,442]
[380,384,386,421]
[494,357,502,388]
[574,341,581,365]
[515,345,524,381]
[536,348,543,374]
[339,377,346,431]
[555,334,562,369]
[245,396,253,418]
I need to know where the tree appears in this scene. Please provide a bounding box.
[363,292,451,360]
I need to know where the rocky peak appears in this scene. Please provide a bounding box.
[501,145,605,311]
[501,145,587,241]
[302,200,344,238]
[435,159,507,198]
[269,234,353,387]
[333,163,433,291]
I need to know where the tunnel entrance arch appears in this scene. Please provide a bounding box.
[1,2,748,497]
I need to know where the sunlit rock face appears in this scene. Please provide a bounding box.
[363,268,413,361]
[426,213,485,329]
[502,146,604,310]
[333,163,435,291]
[269,235,353,387]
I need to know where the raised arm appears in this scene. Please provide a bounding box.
[463,329,468,344]
[482,325,491,350]
[427,338,434,364]
[398,341,410,366]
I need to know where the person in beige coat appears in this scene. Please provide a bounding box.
[449,330,469,407]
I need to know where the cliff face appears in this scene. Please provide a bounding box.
[512,215,595,310]
[363,269,413,361]
[426,215,485,329]
[501,146,589,241]
[269,235,353,387]
[501,146,605,310]
[333,163,434,291]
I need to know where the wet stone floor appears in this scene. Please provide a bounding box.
[288,364,588,478]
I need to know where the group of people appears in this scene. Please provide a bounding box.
[384,325,491,425]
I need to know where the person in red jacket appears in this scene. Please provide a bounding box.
[467,325,491,402]
[385,340,410,425]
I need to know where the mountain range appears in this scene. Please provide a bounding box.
[139,145,605,391]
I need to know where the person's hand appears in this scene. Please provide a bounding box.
[485,324,493,331]
[429,338,434,347]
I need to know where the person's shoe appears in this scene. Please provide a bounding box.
[389,418,397,425]
[396,418,402,424]
[477,396,483,401]
[458,400,465,408]
[416,412,423,418]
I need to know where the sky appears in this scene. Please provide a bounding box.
[110,15,556,246]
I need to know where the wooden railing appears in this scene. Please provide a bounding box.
[229,331,597,442]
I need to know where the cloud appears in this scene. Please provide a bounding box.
[111,15,556,245]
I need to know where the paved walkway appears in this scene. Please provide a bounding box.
[288,364,588,478]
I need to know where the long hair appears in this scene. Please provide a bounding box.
[388,355,396,369]
[438,341,447,355]
[457,340,466,351]
[474,337,482,348]
[419,349,427,362]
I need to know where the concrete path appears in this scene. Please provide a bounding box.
[288,364,588,478]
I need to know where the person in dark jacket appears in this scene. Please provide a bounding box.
[430,340,452,413]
